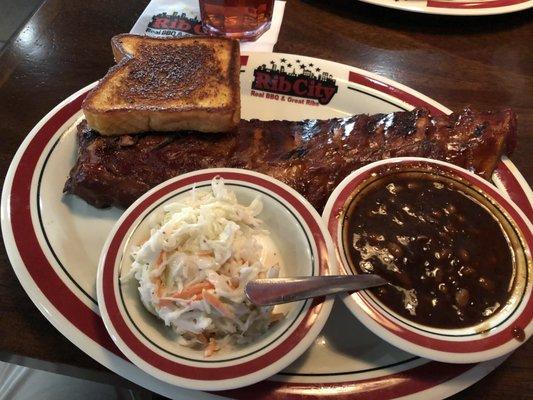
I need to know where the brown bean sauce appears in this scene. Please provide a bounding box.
[511,327,525,342]
[344,174,514,328]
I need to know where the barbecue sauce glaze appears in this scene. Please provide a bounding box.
[345,174,514,328]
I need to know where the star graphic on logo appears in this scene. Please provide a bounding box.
[316,67,321,72]
[280,58,286,63]
[309,63,314,67]
[300,64,306,69]
[296,59,301,63]
[287,63,292,68]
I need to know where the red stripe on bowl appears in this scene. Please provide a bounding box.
[494,162,533,221]
[101,171,329,380]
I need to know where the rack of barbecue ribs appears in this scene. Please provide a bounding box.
[64,108,517,211]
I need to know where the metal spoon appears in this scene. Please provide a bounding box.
[245,275,387,306]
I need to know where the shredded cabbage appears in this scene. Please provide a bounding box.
[121,177,282,356]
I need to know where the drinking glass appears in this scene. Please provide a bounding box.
[199,0,275,41]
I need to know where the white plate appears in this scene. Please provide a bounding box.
[2,52,532,399]
[358,0,533,16]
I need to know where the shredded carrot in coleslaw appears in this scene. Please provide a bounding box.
[121,177,283,356]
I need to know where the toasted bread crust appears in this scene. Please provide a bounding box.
[84,108,239,136]
[82,34,240,135]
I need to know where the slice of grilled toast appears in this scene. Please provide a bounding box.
[82,34,240,135]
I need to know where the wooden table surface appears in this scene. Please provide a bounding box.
[0,0,531,398]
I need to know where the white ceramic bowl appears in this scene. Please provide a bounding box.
[323,157,532,363]
[97,168,337,390]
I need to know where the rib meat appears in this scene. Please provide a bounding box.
[63,108,517,210]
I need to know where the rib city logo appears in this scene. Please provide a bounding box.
[251,58,338,106]
[147,11,202,37]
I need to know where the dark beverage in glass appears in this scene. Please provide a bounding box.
[199,0,275,41]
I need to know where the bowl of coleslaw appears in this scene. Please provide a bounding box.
[97,168,336,391]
